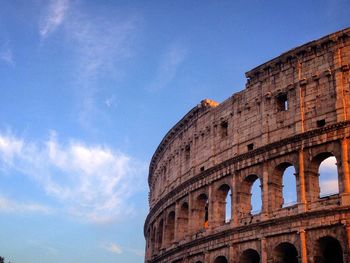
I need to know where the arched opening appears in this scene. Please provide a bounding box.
[239,249,260,263]
[214,255,228,263]
[151,226,156,254]
[315,236,343,263]
[273,242,298,263]
[269,162,297,211]
[156,219,164,250]
[308,152,339,201]
[282,166,297,207]
[165,211,175,245]
[251,179,262,214]
[214,184,232,226]
[239,175,262,216]
[177,202,189,240]
[193,193,209,232]
[225,189,232,222]
[319,156,339,197]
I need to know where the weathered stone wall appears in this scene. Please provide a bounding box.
[145,27,350,263]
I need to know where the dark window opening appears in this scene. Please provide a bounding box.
[277,94,288,111]
[220,121,228,138]
[247,143,254,151]
[200,166,205,172]
[317,119,326,127]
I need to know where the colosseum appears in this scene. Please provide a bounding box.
[144,27,350,263]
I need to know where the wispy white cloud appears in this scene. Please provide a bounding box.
[39,0,69,38]
[0,131,146,223]
[0,196,52,214]
[102,242,123,254]
[0,47,14,66]
[149,43,187,91]
[60,6,140,129]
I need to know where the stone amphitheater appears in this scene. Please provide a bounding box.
[144,27,350,263]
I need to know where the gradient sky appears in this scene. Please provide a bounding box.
[0,1,349,263]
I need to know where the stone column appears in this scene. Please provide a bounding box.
[341,138,350,205]
[260,237,267,263]
[299,229,308,263]
[188,192,194,235]
[262,163,269,218]
[298,149,307,212]
[232,172,239,226]
[174,202,180,242]
[208,184,214,231]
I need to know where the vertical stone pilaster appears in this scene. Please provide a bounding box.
[299,229,308,263]
[298,149,307,212]
[262,163,269,217]
[260,237,267,263]
[188,192,194,235]
[174,202,180,242]
[208,184,214,230]
[341,138,350,205]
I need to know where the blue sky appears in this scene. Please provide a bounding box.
[0,0,349,262]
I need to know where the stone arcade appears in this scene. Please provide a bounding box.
[144,28,350,262]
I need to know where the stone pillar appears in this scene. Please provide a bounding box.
[232,172,239,226]
[174,202,180,242]
[208,184,214,231]
[341,138,350,205]
[298,149,307,212]
[346,224,350,252]
[260,237,267,263]
[262,163,269,218]
[299,229,308,263]
[188,192,194,235]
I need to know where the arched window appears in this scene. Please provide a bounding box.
[269,162,297,211]
[225,189,232,223]
[177,202,189,240]
[156,219,164,250]
[193,193,209,232]
[239,249,260,263]
[165,211,175,245]
[319,156,339,197]
[251,178,262,214]
[240,175,262,216]
[273,242,298,263]
[214,184,232,225]
[282,166,297,207]
[214,255,228,263]
[315,236,343,263]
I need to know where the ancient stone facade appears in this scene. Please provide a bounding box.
[144,28,350,263]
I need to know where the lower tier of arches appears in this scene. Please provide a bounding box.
[147,208,350,263]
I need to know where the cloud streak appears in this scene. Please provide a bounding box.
[39,0,69,38]
[102,242,123,254]
[0,196,52,214]
[149,43,187,91]
[0,131,146,223]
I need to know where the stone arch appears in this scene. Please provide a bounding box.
[309,152,340,201]
[213,183,232,226]
[239,248,260,263]
[177,201,189,240]
[269,162,297,211]
[156,219,164,250]
[239,174,262,216]
[314,236,343,263]
[151,225,156,254]
[165,210,175,245]
[192,193,209,232]
[273,242,298,263]
[214,255,228,263]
